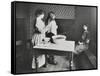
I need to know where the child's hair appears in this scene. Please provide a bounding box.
[46,11,55,25]
[48,11,55,15]
[35,9,45,17]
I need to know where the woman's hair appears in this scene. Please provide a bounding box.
[35,9,45,17]
[46,11,55,25]
[32,9,45,34]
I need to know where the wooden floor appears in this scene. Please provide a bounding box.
[36,55,71,72]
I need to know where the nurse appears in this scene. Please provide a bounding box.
[31,9,46,69]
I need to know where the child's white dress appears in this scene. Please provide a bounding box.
[46,20,58,35]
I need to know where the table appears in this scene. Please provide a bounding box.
[33,40,75,72]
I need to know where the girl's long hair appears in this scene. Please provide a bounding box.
[46,11,55,25]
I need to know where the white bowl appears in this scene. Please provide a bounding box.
[52,35,66,40]
[52,35,66,44]
[53,39,66,44]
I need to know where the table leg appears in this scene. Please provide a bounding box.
[43,54,47,68]
[35,51,38,72]
[69,52,73,70]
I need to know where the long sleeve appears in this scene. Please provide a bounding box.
[45,24,51,32]
[51,21,58,35]
[35,20,45,34]
[45,20,58,35]
[82,31,90,44]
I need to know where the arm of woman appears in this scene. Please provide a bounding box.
[35,21,45,33]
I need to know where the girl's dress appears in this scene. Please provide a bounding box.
[46,20,58,35]
[45,20,58,64]
[74,30,90,69]
[32,19,45,69]
[75,30,90,54]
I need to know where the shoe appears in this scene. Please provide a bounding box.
[42,64,47,68]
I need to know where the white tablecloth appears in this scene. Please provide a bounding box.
[33,40,75,53]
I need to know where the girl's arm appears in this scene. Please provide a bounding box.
[35,21,45,33]
[51,21,58,35]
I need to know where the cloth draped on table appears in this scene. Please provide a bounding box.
[75,44,88,54]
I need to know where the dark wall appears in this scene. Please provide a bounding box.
[56,6,97,42]
[56,19,75,40]
[70,7,97,41]
[73,6,97,55]
[72,7,91,41]
[16,19,25,41]
[16,3,30,40]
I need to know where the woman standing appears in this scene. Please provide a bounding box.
[31,9,46,69]
[45,11,58,65]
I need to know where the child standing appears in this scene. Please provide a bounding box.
[45,11,58,65]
